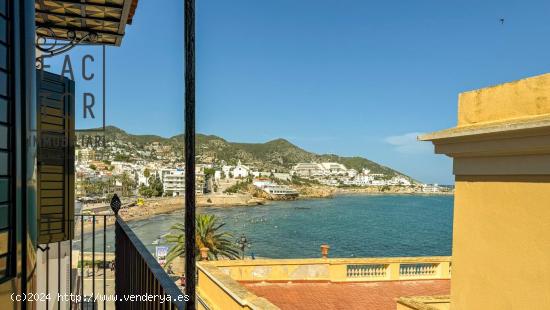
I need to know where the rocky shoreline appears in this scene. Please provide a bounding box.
[334,186,454,196]
[274,184,453,199]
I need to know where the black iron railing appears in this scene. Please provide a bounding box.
[115,215,186,309]
[36,214,186,309]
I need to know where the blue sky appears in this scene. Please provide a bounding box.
[50,0,550,184]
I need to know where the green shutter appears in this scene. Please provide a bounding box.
[36,71,75,244]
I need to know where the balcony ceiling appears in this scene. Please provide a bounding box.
[35,0,139,46]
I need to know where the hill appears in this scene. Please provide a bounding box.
[76,126,415,181]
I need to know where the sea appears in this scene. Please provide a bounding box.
[79,194,454,258]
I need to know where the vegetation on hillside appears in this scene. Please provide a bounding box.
[223,179,252,194]
[76,126,413,180]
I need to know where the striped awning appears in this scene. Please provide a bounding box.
[35,0,139,46]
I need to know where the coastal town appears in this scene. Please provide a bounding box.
[76,128,451,215]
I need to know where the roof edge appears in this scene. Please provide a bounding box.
[419,115,550,142]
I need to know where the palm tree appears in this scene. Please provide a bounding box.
[164,214,240,264]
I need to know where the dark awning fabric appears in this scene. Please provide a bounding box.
[35,0,139,46]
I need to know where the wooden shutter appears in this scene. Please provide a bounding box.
[36,71,75,244]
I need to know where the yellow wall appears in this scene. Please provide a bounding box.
[422,73,550,309]
[197,269,251,310]
[458,73,550,126]
[205,257,450,283]
[452,176,550,309]
[197,263,280,310]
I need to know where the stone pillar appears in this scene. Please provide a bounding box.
[200,247,209,261]
[320,244,330,258]
[421,73,550,310]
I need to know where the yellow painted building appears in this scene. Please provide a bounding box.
[420,73,550,309]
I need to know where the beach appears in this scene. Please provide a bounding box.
[78,194,266,232]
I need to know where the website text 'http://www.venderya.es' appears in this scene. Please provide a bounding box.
[11,293,190,304]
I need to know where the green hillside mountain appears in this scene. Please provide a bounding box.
[76,126,414,180]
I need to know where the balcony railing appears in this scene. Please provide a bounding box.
[200,256,451,282]
[115,215,186,309]
[35,214,186,309]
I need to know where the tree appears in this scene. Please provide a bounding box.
[144,168,151,178]
[148,174,164,197]
[138,184,153,198]
[164,214,240,264]
[203,168,215,177]
[119,172,135,197]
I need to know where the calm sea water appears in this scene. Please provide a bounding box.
[80,194,454,258]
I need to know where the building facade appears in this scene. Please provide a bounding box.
[161,169,185,196]
[232,160,250,178]
[418,73,550,309]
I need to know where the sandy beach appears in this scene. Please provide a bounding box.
[77,194,266,232]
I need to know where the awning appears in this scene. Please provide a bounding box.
[35,0,139,46]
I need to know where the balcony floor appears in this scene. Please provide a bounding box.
[241,279,450,310]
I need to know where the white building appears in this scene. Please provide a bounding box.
[291,163,326,177]
[371,179,388,186]
[347,169,358,178]
[110,161,134,174]
[252,178,274,188]
[253,178,299,196]
[291,162,350,177]
[320,162,348,175]
[352,174,375,186]
[78,148,96,162]
[232,160,250,178]
[160,169,185,196]
[422,184,440,192]
[389,176,412,186]
[222,165,233,178]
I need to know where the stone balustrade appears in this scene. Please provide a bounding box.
[196,256,451,309]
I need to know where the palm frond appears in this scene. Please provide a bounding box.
[163,213,241,262]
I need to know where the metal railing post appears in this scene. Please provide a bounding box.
[184,0,196,308]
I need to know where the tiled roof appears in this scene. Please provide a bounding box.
[242,279,451,310]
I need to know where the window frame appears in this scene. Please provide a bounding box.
[0,0,16,283]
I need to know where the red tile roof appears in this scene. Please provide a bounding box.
[242,279,450,310]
